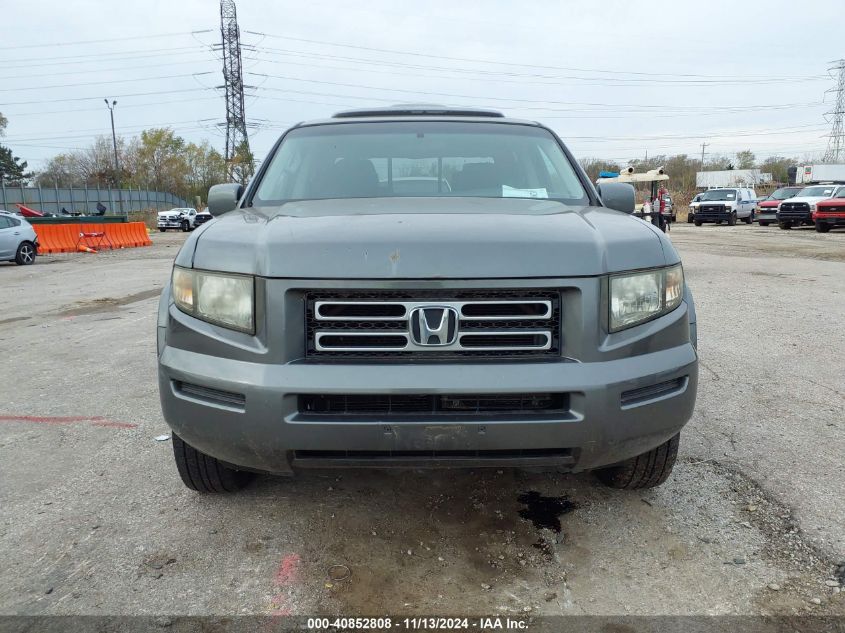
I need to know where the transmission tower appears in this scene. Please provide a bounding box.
[219,0,252,182]
[822,59,845,164]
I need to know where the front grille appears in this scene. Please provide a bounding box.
[299,392,569,416]
[305,289,561,359]
[817,205,845,214]
[778,202,810,219]
[697,204,727,216]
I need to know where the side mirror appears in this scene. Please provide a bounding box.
[596,182,636,214]
[207,183,244,216]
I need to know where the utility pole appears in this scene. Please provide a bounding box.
[104,99,119,177]
[700,141,709,168]
[822,59,845,164]
[104,98,122,214]
[219,0,252,183]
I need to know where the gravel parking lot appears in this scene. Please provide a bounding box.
[1,224,843,616]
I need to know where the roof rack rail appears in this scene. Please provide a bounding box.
[332,104,505,119]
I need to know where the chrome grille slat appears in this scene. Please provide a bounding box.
[305,290,561,359]
[315,299,551,321]
[314,329,552,352]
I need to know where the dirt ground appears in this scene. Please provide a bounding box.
[0,223,843,617]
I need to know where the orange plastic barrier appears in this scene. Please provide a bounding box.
[33,222,152,254]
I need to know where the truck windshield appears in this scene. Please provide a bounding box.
[700,190,736,201]
[799,186,835,197]
[252,121,588,205]
[769,188,800,200]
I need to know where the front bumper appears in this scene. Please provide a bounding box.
[756,208,778,222]
[158,328,698,475]
[158,218,185,228]
[777,211,812,223]
[814,213,845,226]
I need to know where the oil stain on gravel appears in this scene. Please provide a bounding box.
[517,491,576,533]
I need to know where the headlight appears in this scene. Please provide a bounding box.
[172,266,254,333]
[809,203,816,211]
[609,264,684,332]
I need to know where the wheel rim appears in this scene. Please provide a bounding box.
[20,245,34,263]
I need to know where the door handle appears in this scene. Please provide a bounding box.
[13,232,20,235]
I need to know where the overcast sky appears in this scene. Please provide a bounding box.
[2,0,842,171]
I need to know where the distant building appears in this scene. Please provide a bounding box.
[695,170,773,189]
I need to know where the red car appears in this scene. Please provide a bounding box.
[755,186,802,227]
[813,189,845,232]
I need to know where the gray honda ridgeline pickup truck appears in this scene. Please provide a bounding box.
[157,106,698,493]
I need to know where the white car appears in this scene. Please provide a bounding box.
[776,184,845,229]
[157,207,198,232]
[0,210,38,265]
[692,188,757,226]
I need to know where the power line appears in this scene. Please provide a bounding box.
[249,45,825,87]
[2,95,221,118]
[568,124,829,142]
[0,57,217,81]
[0,87,212,107]
[3,120,215,142]
[0,72,213,92]
[252,87,822,120]
[0,30,211,51]
[246,31,825,82]
[250,73,823,113]
[3,45,211,68]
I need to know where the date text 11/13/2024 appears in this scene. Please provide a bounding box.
[305,617,530,630]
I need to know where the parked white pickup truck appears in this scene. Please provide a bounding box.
[157,207,198,232]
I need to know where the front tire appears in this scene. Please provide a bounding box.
[759,221,769,227]
[595,433,680,490]
[159,228,166,232]
[694,219,702,226]
[778,221,792,230]
[172,433,254,493]
[816,221,831,233]
[15,241,36,265]
[727,213,737,226]
[181,220,190,232]
[744,213,753,224]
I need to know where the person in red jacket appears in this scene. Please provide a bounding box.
[657,186,670,232]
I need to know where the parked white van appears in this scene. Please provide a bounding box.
[692,188,757,226]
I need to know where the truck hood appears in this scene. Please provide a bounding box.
[158,210,183,217]
[184,198,674,279]
[782,195,831,205]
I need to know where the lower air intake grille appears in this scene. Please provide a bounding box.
[299,393,569,416]
[173,381,246,409]
[294,448,574,461]
[621,377,687,407]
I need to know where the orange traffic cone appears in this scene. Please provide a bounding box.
[77,244,97,254]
